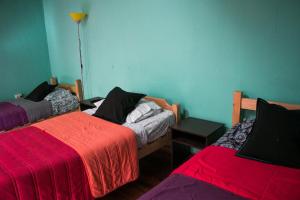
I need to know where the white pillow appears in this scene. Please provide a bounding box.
[83,99,104,115]
[126,99,162,123]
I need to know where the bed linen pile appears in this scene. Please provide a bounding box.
[0,89,79,132]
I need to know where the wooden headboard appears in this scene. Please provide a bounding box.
[232,91,300,126]
[144,96,180,123]
[50,77,83,101]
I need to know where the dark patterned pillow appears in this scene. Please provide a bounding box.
[214,120,254,150]
[44,88,79,115]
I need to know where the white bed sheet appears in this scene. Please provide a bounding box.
[83,100,175,147]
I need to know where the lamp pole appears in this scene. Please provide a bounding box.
[77,22,84,98]
[69,12,87,99]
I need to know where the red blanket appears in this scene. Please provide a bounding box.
[0,127,92,200]
[174,146,300,200]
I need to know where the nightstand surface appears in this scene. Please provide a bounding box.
[80,97,103,111]
[171,117,224,149]
[172,117,224,137]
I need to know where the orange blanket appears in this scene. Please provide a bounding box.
[33,112,139,198]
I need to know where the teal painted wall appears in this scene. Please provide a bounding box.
[43,0,300,126]
[0,0,51,100]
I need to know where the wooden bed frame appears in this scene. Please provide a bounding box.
[232,91,300,126]
[137,96,180,159]
[50,77,83,101]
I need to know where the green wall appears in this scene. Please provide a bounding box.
[43,0,300,126]
[0,0,51,101]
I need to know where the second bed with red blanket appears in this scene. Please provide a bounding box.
[139,146,300,200]
[0,112,139,199]
[139,119,300,200]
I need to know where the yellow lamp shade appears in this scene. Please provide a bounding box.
[69,12,87,23]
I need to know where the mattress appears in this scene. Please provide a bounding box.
[83,100,175,147]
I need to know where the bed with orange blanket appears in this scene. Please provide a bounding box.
[0,94,179,199]
[0,112,138,199]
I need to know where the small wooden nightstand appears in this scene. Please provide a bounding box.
[80,97,103,111]
[171,117,225,167]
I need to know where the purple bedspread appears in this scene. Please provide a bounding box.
[0,102,28,131]
[138,174,246,200]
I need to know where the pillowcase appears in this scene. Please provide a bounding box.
[93,87,145,124]
[44,88,72,100]
[44,88,79,115]
[25,81,56,102]
[237,98,300,168]
[83,99,105,116]
[214,119,254,151]
[126,99,162,123]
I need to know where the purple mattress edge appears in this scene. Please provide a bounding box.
[0,102,28,131]
[138,174,246,200]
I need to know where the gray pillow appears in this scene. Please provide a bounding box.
[126,99,162,123]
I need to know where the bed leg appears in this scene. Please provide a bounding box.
[169,138,174,170]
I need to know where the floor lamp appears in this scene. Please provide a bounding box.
[69,12,87,99]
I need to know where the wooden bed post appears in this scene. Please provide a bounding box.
[75,80,83,101]
[50,77,58,85]
[172,104,180,123]
[232,91,242,127]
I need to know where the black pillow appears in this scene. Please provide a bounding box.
[93,87,145,124]
[25,81,56,102]
[237,98,300,168]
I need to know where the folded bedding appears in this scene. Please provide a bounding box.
[10,98,52,123]
[0,98,51,131]
[126,99,162,123]
[0,88,79,132]
[124,110,175,147]
[0,111,138,199]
